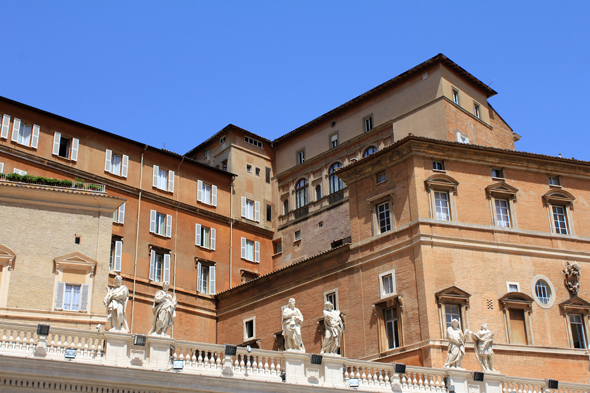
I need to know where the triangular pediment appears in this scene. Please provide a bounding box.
[436,286,471,306]
[560,296,590,312]
[0,245,16,259]
[54,252,97,275]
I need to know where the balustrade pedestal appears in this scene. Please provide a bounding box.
[322,354,345,388]
[147,335,174,370]
[448,369,504,393]
[104,331,132,367]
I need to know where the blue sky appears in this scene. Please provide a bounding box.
[1,2,589,159]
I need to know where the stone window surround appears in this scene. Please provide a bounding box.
[530,274,556,309]
[0,245,16,308]
[425,174,459,222]
[372,295,404,353]
[378,268,396,300]
[542,189,576,236]
[559,296,590,349]
[435,286,471,339]
[368,190,395,238]
[323,287,339,310]
[499,291,534,345]
[486,182,519,229]
[506,281,520,292]
[52,252,97,313]
[243,316,256,341]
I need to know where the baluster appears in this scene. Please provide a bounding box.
[344,366,350,382]
[418,373,425,391]
[402,374,408,389]
[233,355,239,371]
[263,356,269,375]
[355,366,360,381]
[216,352,222,369]
[270,357,276,376]
[196,350,203,367]
[191,349,197,367]
[252,355,258,374]
[240,354,246,372]
[385,370,392,388]
[378,369,384,386]
[361,367,367,385]
[246,355,252,373]
[8,330,15,349]
[90,339,96,358]
[435,375,442,393]
[413,372,419,390]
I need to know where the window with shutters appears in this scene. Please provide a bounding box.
[196,261,216,295]
[363,115,373,132]
[52,132,79,161]
[109,237,123,272]
[150,210,172,238]
[195,223,216,250]
[374,295,404,353]
[241,197,260,222]
[104,150,129,178]
[329,132,338,148]
[0,114,12,141]
[149,248,171,283]
[241,237,260,263]
[152,165,174,193]
[53,252,95,313]
[197,180,217,206]
[112,203,126,225]
[12,120,39,149]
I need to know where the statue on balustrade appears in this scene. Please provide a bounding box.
[282,298,305,352]
[149,281,177,336]
[103,275,129,332]
[320,301,343,355]
[444,319,467,369]
[563,261,581,296]
[471,323,496,372]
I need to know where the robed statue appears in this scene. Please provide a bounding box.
[320,301,343,355]
[148,282,177,336]
[471,323,496,372]
[282,298,305,352]
[444,319,467,368]
[103,275,129,332]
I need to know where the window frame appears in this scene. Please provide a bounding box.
[499,291,534,345]
[329,162,344,194]
[376,171,386,184]
[363,114,374,132]
[530,274,556,309]
[474,102,481,119]
[378,269,396,299]
[506,281,520,293]
[296,149,305,165]
[241,197,260,222]
[486,182,519,229]
[549,176,560,187]
[295,178,308,209]
[196,260,216,295]
[195,223,216,250]
[240,237,260,263]
[197,180,217,206]
[363,146,377,158]
[435,286,471,339]
[52,132,79,161]
[425,175,459,222]
[451,87,460,106]
[432,161,445,172]
[373,295,404,353]
[243,316,256,341]
[152,165,174,193]
[329,132,339,149]
[560,296,590,350]
[492,168,504,179]
[543,190,575,236]
[53,252,96,313]
[324,288,339,311]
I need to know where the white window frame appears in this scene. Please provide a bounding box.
[113,203,126,225]
[324,288,339,310]
[549,176,560,186]
[150,210,172,238]
[240,237,260,263]
[329,132,338,148]
[12,119,39,149]
[432,161,444,171]
[13,168,27,176]
[474,102,481,119]
[197,180,217,206]
[195,223,216,250]
[149,249,170,283]
[506,281,520,293]
[294,230,301,242]
[243,316,256,341]
[378,269,396,299]
[105,150,129,178]
[434,191,451,221]
[452,88,460,105]
[52,132,79,161]
[0,114,12,140]
[241,197,260,222]
[376,201,392,234]
[568,314,588,349]
[376,171,386,184]
[196,261,216,295]
[296,149,305,165]
[425,175,459,222]
[152,165,174,193]
[493,198,512,228]
[492,168,504,179]
[110,239,123,272]
[363,114,373,132]
[550,205,570,235]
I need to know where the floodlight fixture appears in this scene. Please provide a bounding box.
[310,354,323,365]
[64,348,76,359]
[133,334,147,346]
[172,360,184,370]
[37,324,50,336]
[546,379,559,389]
[394,363,406,374]
[349,378,360,388]
[224,344,237,356]
[473,372,484,382]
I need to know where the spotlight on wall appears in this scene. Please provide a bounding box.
[224,344,237,356]
[64,348,77,359]
[472,372,485,382]
[246,345,252,353]
[349,378,360,388]
[133,334,147,346]
[394,363,406,374]
[546,379,559,389]
[172,360,184,370]
[280,370,286,383]
[37,324,50,336]
[310,354,323,365]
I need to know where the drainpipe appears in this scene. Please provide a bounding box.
[171,156,184,338]
[229,175,236,287]
[130,144,148,333]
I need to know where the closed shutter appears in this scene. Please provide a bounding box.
[55,282,65,310]
[0,114,10,139]
[71,138,79,161]
[121,155,129,178]
[241,197,246,217]
[196,261,202,293]
[31,125,40,148]
[11,118,20,142]
[105,149,112,172]
[149,250,156,281]
[241,237,246,259]
[0,163,4,173]
[168,170,174,192]
[114,240,123,272]
[153,165,159,187]
[163,254,171,283]
[255,201,260,222]
[197,180,203,202]
[209,265,216,295]
[52,132,61,155]
[255,241,260,263]
[166,214,172,238]
[211,185,217,206]
[150,210,156,233]
[195,223,202,246]
[80,284,90,312]
[118,203,125,224]
[210,228,216,250]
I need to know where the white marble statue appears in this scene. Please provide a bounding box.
[282,298,305,352]
[103,275,129,332]
[471,323,495,372]
[444,319,467,369]
[148,282,177,336]
[321,301,343,355]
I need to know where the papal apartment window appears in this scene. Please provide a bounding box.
[197,261,215,295]
[384,307,399,349]
[379,270,395,299]
[376,172,386,184]
[549,176,560,186]
[52,132,79,161]
[12,119,39,149]
[363,146,377,157]
[552,205,569,234]
[433,161,444,171]
[195,224,216,250]
[295,179,308,209]
[570,314,587,349]
[494,199,511,228]
[474,103,481,119]
[150,210,172,238]
[452,88,460,105]
[330,133,338,148]
[55,283,89,312]
[105,150,129,178]
[296,149,305,165]
[377,202,392,234]
[363,115,373,132]
[149,249,170,283]
[197,180,217,206]
[241,197,260,222]
[241,237,260,263]
[434,191,450,221]
[152,165,174,192]
[445,304,461,329]
[329,163,344,194]
[492,168,504,179]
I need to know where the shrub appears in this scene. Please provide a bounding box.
[34,176,48,184]
[5,173,22,182]
[22,175,36,183]
[60,180,73,187]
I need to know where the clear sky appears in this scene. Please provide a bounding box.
[1,2,589,160]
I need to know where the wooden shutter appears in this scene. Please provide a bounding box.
[209,265,216,295]
[163,254,171,283]
[197,180,203,202]
[166,214,172,238]
[211,185,217,206]
[196,261,202,293]
[168,170,174,192]
[105,149,112,172]
[509,309,528,344]
[210,228,216,250]
[153,165,159,187]
[0,114,10,139]
[55,282,65,310]
[121,155,129,178]
[52,132,61,155]
[255,201,260,222]
[80,284,90,312]
[71,138,79,161]
[150,210,156,233]
[0,163,4,173]
[118,203,125,224]
[254,241,260,263]
[114,240,123,272]
[149,250,156,281]
[241,197,247,217]
[31,125,40,148]
[241,237,246,259]
[11,118,20,142]
[195,223,202,246]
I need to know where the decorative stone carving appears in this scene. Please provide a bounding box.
[103,275,129,332]
[444,319,466,369]
[282,298,305,352]
[471,323,495,372]
[563,262,581,296]
[320,301,343,355]
[148,282,177,336]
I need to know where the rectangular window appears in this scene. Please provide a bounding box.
[197,262,216,295]
[63,284,81,311]
[376,172,386,184]
[434,191,450,221]
[113,203,125,224]
[150,210,172,238]
[433,161,444,171]
[492,168,504,178]
[364,115,373,132]
[13,168,27,176]
[245,136,263,148]
[152,165,174,192]
[246,164,252,173]
[570,314,587,349]
[149,250,170,283]
[549,176,560,186]
[495,199,511,228]
[445,304,461,329]
[11,119,40,148]
[52,132,79,161]
[330,133,338,148]
[474,103,481,119]
[552,205,568,234]
[197,180,217,206]
[380,271,395,297]
[245,199,254,220]
[219,136,225,144]
[105,150,129,178]
[325,291,337,310]
[274,240,282,254]
[195,223,216,250]
[508,308,527,344]
[110,238,123,272]
[265,167,271,183]
[377,202,391,234]
[384,307,399,349]
[297,150,305,165]
[241,237,260,262]
[294,230,301,241]
[244,318,255,340]
[507,282,520,292]
[17,122,32,146]
[55,282,89,312]
[241,271,259,283]
[241,197,259,222]
[452,88,460,105]
[255,167,260,176]
[266,204,272,222]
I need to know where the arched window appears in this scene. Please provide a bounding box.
[295,179,308,209]
[363,146,377,157]
[283,199,289,215]
[329,163,344,194]
[315,185,321,201]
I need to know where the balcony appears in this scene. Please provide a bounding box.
[293,205,309,219]
[328,190,344,204]
[0,173,106,193]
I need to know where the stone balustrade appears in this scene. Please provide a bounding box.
[0,321,588,393]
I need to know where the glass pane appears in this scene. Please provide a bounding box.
[535,280,551,304]
[435,192,450,221]
[378,203,391,233]
[445,304,460,329]
[495,199,510,228]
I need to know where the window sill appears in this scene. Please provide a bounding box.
[150,232,170,239]
[549,184,562,189]
[432,169,446,173]
[242,257,258,264]
[272,251,282,257]
[53,154,74,161]
[197,201,216,207]
[492,177,505,181]
[196,245,214,251]
[376,180,387,185]
[153,186,173,193]
[293,239,301,244]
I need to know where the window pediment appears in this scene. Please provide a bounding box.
[425,175,459,195]
[559,296,590,313]
[435,286,471,308]
[486,182,519,202]
[0,245,16,270]
[542,190,575,209]
[499,292,534,313]
[54,252,97,277]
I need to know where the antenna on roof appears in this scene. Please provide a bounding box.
[163,143,166,149]
[487,79,495,87]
